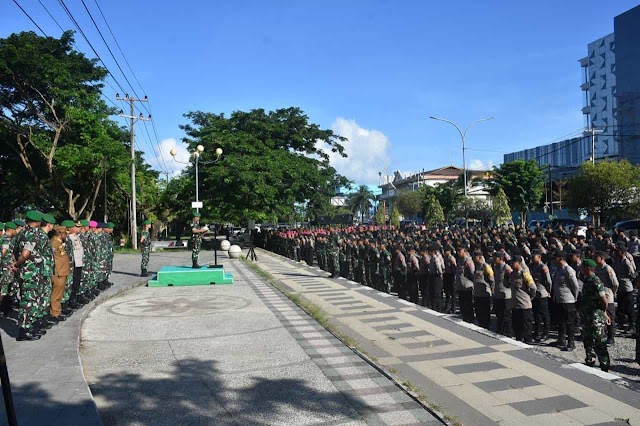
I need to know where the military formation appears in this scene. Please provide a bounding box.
[263,223,640,372]
[0,211,115,341]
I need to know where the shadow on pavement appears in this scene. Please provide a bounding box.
[89,358,370,426]
[0,382,100,426]
[0,312,19,339]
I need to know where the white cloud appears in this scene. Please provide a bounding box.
[157,138,191,176]
[469,159,494,171]
[316,118,390,185]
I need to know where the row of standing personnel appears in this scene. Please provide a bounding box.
[0,211,115,341]
[265,226,640,372]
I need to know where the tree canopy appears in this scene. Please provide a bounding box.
[492,187,512,225]
[396,190,423,219]
[0,31,159,228]
[347,185,374,222]
[178,108,349,223]
[423,194,445,226]
[567,160,640,226]
[488,160,544,224]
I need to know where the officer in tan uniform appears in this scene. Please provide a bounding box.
[50,224,71,323]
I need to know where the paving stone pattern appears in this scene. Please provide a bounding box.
[255,249,640,426]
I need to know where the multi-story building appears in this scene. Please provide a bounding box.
[614,5,640,164]
[504,5,640,170]
[378,166,491,216]
[580,33,617,160]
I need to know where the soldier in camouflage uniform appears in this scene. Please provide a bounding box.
[0,222,18,314]
[140,220,152,276]
[78,220,90,298]
[348,240,357,281]
[580,259,611,372]
[357,240,367,286]
[106,222,115,285]
[37,214,56,329]
[368,241,381,290]
[379,243,392,293]
[190,212,206,268]
[14,211,46,341]
[328,235,340,278]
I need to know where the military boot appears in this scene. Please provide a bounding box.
[606,325,615,346]
[17,328,41,341]
[192,262,201,269]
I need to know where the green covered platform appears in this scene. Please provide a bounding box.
[148,265,234,287]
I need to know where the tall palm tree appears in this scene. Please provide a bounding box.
[347,185,375,223]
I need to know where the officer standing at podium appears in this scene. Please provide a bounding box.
[140,220,152,277]
[191,212,207,268]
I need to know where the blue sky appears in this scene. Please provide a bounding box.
[2,0,639,185]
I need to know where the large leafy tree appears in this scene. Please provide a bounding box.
[390,205,401,228]
[347,185,375,222]
[488,160,544,225]
[423,194,445,227]
[492,187,512,225]
[567,160,640,226]
[396,190,423,219]
[374,204,386,225]
[0,31,159,225]
[178,108,349,223]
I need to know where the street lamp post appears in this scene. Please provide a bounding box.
[430,116,493,197]
[583,127,604,165]
[170,145,223,212]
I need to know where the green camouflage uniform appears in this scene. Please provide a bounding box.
[140,230,151,271]
[0,234,14,296]
[16,225,43,330]
[190,221,203,265]
[79,233,93,294]
[357,245,367,286]
[37,228,54,318]
[580,273,610,369]
[368,246,381,290]
[97,232,109,283]
[328,238,339,277]
[380,248,392,293]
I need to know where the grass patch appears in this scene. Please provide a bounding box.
[115,248,140,254]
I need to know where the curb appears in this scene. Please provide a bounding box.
[75,278,150,425]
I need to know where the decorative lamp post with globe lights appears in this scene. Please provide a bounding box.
[170,145,223,212]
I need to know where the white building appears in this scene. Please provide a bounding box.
[378,166,491,214]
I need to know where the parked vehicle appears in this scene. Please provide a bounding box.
[614,219,640,236]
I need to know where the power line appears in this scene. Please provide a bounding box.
[55,0,168,172]
[89,0,168,170]
[12,0,47,36]
[93,0,145,94]
[56,0,128,96]
[79,0,147,112]
[37,0,64,32]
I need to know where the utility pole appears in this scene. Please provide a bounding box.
[117,94,151,250]
[104,161,108,223]
[584,127,604,165]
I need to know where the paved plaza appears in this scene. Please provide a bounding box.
[80,251,438,426]
[253,249,640,426]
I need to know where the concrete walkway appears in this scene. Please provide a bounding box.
[254,249,640,426]
[80,251,440,426]
[0,251,164,426]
